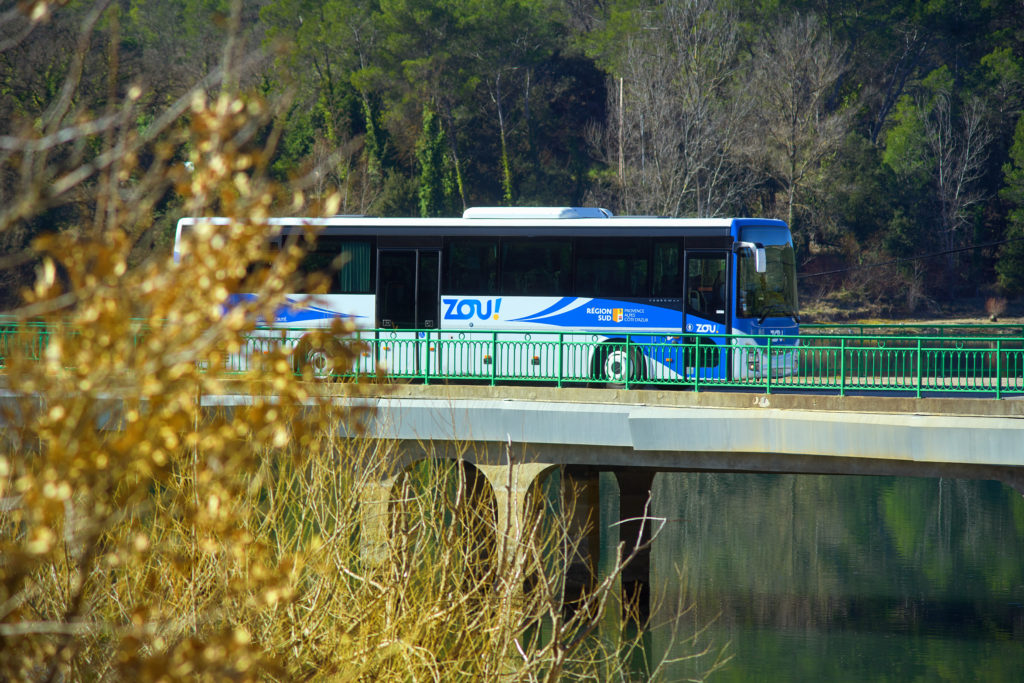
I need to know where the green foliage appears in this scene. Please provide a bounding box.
[574,0,651,75]
[371,171,419,217]
[882,77,941,187]
[979,46,1024,109]
[880,96,935,242]
[883,209,924,260]
[415,107,457,217]
[362,96,391,180]
[271,104,317,180]
[825,134,898,242]
[996,115,1024,295]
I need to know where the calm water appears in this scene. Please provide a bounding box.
[647,473,1024,682]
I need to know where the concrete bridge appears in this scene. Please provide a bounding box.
[264,383,1023,630]
[212,384,1024,589]
[9,380,1023,515]
[296,384,1024,493]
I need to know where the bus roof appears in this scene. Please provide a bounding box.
[174,211,788,240]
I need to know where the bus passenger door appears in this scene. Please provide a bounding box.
[683,251,729,381]
[376,249,440,378]
[416,251,440,330]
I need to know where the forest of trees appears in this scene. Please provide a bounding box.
[3,0,1024,314]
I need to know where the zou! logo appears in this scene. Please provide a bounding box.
[442,298,502,321]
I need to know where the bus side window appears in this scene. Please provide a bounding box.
[334,240,373,293]
[445,238,498,295]
[653,240,681,298]
[298,249,336,293]
[298,238,374,294]
[242,241,280,290]
[501,239,571,297]
[575,238,651,298]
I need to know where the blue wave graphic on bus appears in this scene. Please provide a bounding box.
[511,298,681,328]
[278,302,362,324]
[227,294,363,324]
[511,297,576,321]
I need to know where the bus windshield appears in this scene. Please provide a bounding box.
[737,229,798,322]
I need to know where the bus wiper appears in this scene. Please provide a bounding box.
[757,307,799,325]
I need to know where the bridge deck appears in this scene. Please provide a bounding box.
[205,383,1024,493]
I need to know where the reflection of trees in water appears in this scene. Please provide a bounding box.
[652,473,1024,635]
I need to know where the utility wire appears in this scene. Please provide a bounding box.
[798,235,1024,279]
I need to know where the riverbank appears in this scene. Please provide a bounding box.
[802,294,1024,325]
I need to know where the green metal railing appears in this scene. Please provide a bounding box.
[3,322,1023,398]
[0,318,52,367]
[802,322,1024,338]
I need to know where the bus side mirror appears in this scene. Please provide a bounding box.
[734,241,767,274]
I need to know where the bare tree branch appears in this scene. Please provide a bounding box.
[746,14,854,237]
[597,0,754,217]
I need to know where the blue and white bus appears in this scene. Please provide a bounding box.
[174,207,800,384]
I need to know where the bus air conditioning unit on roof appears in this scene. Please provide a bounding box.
[462,206,614,219]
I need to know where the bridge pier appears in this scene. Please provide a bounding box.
[356,454,660,641]
[475,462,556,568]
[595,471,623,648]
[590,471,656,646]
[357,455,558,571]
[358,475,399,566]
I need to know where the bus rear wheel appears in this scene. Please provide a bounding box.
[597,344,644,387]
[294,335,344,381]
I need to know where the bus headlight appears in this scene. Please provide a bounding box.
[747,353,760,373]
